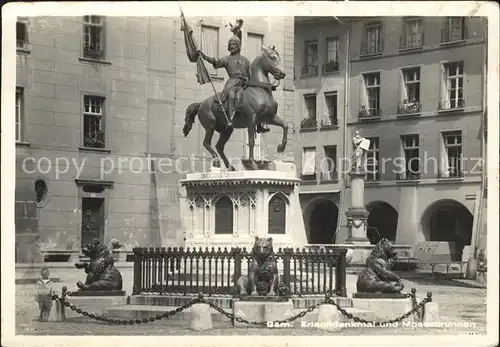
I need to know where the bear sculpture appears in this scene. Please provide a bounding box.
[235,237,290,298]
[75,238,123,291]
[356,238,404,294]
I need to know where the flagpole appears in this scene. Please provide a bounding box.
[180,6,231,124]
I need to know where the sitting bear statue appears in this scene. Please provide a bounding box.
[74,238,123,291]
[356,238,404,294]
[235,237,290,298]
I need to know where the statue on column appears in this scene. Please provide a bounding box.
[351,130,370,173]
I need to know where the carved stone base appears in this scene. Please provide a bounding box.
[70,290,126,297]
[237,295,289,302]
[352,293,408,299]
[232,300,294,326]
[351,296,414,322]
[63,295,129,320]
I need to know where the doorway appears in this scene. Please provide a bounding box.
[81,197,105,248]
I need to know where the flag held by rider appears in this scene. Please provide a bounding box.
[180,11,211,85]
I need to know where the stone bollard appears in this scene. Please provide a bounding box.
[315,304,342,332]
[422,293,440,324]
[48,299,65,322]
[189,303,212,331]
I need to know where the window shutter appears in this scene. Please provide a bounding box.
[439,64,449,109]
[439,134,449,177]
[302,148,316,175]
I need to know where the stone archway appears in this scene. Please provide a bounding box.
[420,199,473,261]
[306,199,339,244]
[366,201,399,244]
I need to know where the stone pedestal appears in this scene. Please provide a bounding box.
[232,299,294,327]
[180,161,308,250]
[189,303,213,331]
[63,292,128,320]
[351,294,414,322]
[345,171,371,265]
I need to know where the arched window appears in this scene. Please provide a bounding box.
[268,194,286,234]
[34,179,48,206]
[215,195,233,234]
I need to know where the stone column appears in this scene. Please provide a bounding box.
[345,172,370,244]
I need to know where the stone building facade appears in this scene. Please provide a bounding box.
[15,15,295,260]
[294,16,487,260]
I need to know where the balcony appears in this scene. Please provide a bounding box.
[396,171,421,181]
[359,107,382,120]
[438,98,465,112]
[360,39,384,57]
[322,61,339,74]
[300,117,318,131]
[320,117,338,130]
[438,170,464,180]
[301,173,317,183]
[397,101,422,116]
[301,64,318,77]
[399,34,424,51]
[320,171,338,182]
[440,28,466,45]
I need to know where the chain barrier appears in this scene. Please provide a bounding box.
[51,288,431,327]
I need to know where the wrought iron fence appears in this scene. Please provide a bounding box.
[132,247,347,297]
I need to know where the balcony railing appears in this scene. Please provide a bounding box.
[320,117,338,128]
[301,173,317,182]
[320,171,338,182]
[322,61,339,74]
[84,45,104,59]
[438,98,465,111]
[359,107,382,119]
[399,34,424,50]
[397,171,421,181]
[397,101,422,115]
[301,64,318,76]
[360,39,384,56]
[438,169,464,179]
[441,27,466,44]
[300,117,317,130]
[365,172,381,182]
[83,130,105,149]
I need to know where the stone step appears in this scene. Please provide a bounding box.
[128,295,352,310]
[105,304,371,325]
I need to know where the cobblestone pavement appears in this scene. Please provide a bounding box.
[15,275,487,336]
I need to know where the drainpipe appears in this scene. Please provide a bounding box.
[336,24,351,243]
[466,25,487,279]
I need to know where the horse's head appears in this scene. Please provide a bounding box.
[257,45,286,82]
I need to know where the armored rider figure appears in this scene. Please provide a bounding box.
[198,34,250,129]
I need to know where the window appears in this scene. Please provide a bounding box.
[360,73,381,118]
[214,196,233,234]
[442,17,466,43]
[323,37,339,73]
[15,87,24,142]
[246,33,264,63]
[400,18,423,49]
[361,23,382,55]
[83,96,105,148]
[323,92,338,126]
[16,21,28,49]
[442,132,463,178]
[201,25,219,75]
[83,16,105,59]
[321,146,337,181]
[366,137,380,181]
[301,147,316,179]
[301,94,317,129]
[398,67,421,114]
[441,62,464,110]
[268,195,286,234]
[303,40,318,75]
[400,135,420,179]
[34,180,48,206]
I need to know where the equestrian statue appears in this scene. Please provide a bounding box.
[181,16,288,171]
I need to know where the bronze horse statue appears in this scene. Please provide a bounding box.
[182,46,287,171]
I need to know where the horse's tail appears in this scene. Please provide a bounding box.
[183,102,201,137]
